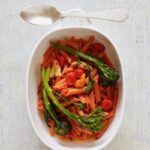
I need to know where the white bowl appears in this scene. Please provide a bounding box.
[26,26,125,150]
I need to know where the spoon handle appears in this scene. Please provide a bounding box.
[61,9,129,22]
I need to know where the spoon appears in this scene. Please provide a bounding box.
[20,4,129,26]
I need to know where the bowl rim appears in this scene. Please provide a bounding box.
[26,26,125,150]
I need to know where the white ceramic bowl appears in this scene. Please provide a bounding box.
[26,26,125,150]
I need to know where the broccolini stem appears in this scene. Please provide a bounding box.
[45,67,51,81]
[42,86,72,135]
[42,68,78,121]
[42,87,59,124]
[51,44,119,86]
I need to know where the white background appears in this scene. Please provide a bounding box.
[0,0,149,150]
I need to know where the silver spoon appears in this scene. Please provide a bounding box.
[20,4,129,26]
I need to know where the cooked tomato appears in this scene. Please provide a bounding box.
[91,42,105,56]
[74,69,84,78]
[66,72,76,86]
[93,42,105,51]
[101,99,112,112]
[58,55,67,67]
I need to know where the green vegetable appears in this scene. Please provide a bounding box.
[74,60,91,71]
[44,109,51,127]
[42,68,104,132]
[45,67,51,81]
[42,87,71,135]
[76,102,85,110]
[85,73,95,94]
[51,44,119,86]
[54,90,85,110]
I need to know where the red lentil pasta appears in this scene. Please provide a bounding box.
[37,36,119,141]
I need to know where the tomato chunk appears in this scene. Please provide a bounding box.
[58,55,67,67]
[93,42,105,52]
[66,72,76,86]
[91,42,105,56]
[101,99,112,112]
[74,69,84,78]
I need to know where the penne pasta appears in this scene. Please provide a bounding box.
[92,68,98,76]
[103,111,115,120]
[81,36,95,52]
[93,74,99,83]
[37,99,44,112]
[78,95,86,103]
[62,65,73,75]
[37,36,119,141]
[60,51,72,63]
[89,91,96,110]
[94,83,101,103]
[106,86,113,99]
[101,93,108,99]
[61,87,86,97]
[67,39,79,49]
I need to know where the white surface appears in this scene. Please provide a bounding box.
[0,0,149,150]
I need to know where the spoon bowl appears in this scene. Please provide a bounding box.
[20,4,61,26]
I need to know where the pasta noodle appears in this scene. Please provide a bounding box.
[37,36,119,141]
[94,83,101,104]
